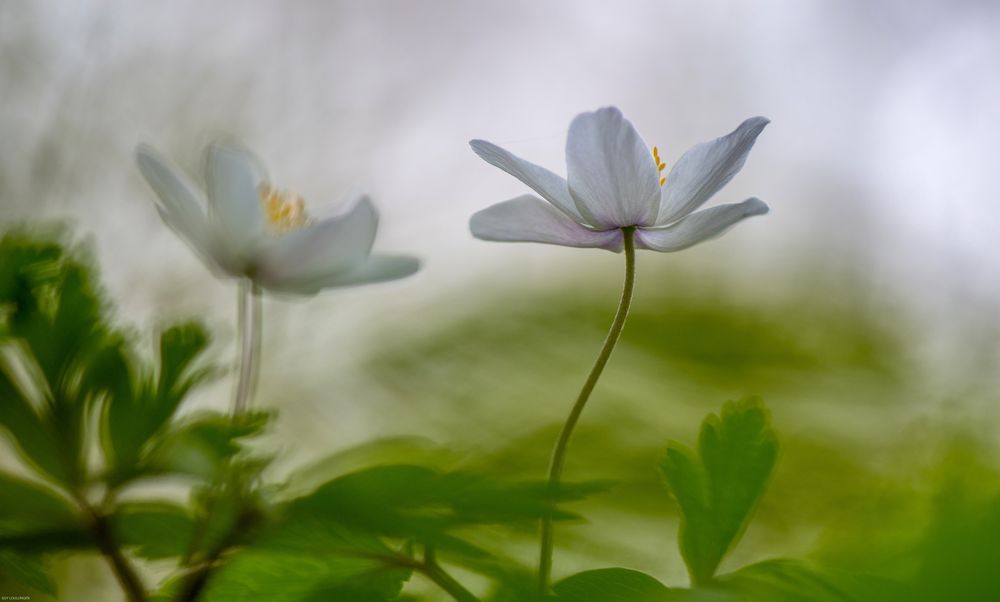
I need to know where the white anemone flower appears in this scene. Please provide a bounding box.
[469,107,772,593]
[135,143,419,295]
[469,107,769,252]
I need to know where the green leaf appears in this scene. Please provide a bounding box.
[289,464,603,546]
[660,397,779,585]
[0,527,93,553]
[112,502,197,560]
[0,471,78,532]
[0,471,90,554]
[554,568,674,601]
[0,367,69,484]
[178,459,271,566]
[553,568,731,601]
[201,549,410,602]
[157,322,212,405]
[102,323,217,485]
[301,566,411,602]
[141,411,267,481]
[0,550,56,595]
[0,230,115,486]
[251,464,605,595]
[284,436,459,497]
[715,559,906,601]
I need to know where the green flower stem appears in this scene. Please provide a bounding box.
[538,226,637,594]
[231,279,262,416]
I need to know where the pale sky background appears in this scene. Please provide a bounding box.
[2,0,1000,456]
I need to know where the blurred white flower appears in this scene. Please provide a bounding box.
[135,143,419,295]
[470,107,769,252]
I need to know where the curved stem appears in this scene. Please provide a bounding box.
[231,279,262,417]
[538,227,637,594]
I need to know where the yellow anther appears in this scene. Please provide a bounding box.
[259,183,310,233]
[652,146,667,186]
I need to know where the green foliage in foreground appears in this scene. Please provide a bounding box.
[661,398,779,586]
[2,227,1000,601]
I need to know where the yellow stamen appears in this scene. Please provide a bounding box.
[652,146,667,187]
[259,183,310,233]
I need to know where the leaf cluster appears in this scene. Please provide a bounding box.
[0,229,259,597]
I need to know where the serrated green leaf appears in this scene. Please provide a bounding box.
[660,397,779,585]
[0,366,69,484]
[157,322,211,403]
[102,323,218,485]
[0,230,117,486]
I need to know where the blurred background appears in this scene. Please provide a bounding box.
[3,0,1000,600]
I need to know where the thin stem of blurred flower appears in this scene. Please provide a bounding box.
[538,226,637,594]
[232,279,262,416]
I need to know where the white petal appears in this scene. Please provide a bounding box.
[135,145,232,273]
[657,117,769,225]
[565,107,661,229]
[470,195,624,252]
[204,143,266,248]
[135,145,206,235]
[469,140,587,224]
[262,254,420,296]
[254,195,378,282]
[635,198,769,252]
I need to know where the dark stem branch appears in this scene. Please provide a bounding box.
[77,496,148,602]
[381,548,480,602]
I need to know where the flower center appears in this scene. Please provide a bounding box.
[259,183,310,233]
[652,146,666,187]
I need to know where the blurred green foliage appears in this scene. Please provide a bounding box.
[2,226,1000,601]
